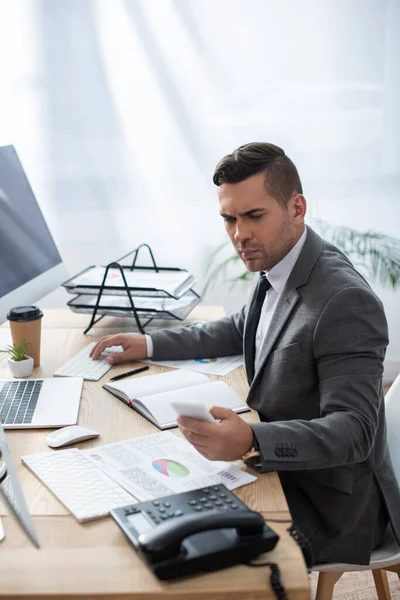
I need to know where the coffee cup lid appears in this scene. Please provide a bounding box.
[7,306,43,322]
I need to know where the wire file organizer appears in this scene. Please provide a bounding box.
[62,244,201,335]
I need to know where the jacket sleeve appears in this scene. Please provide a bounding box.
[149,307,246,361]
[251,286,389,472]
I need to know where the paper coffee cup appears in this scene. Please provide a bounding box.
[7,306,44,367]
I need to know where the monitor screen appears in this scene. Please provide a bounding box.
[0,145,67,324]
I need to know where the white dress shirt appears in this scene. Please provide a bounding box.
[146,228,307,360]
[146,332,154,357]
[254,228,307,371]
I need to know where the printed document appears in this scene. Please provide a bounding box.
[65,266,195,298]
[144,354,244,376]
[84,431,256,501]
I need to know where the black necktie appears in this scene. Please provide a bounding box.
[245,274,271,381]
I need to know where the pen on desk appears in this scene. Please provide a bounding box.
[109,366,149,382]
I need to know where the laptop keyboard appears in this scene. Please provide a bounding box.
[0,380,42,425]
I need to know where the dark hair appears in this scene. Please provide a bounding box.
[213,142,303,206]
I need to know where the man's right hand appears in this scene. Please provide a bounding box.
[90,333,148,365]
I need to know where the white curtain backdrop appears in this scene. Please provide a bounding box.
[0,0,399,368]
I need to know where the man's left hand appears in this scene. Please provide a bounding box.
[178,406,254,461]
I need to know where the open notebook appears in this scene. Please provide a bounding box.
[103,369,249,430]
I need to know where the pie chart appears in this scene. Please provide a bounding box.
[152,458,190,478]
[195,357,217,364]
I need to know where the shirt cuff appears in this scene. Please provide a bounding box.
[145,334,154,358]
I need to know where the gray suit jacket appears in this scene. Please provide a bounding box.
[150,227,400,564]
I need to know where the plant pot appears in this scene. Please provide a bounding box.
[7,356,34,378]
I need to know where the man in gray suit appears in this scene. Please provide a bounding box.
[92,142,400,565]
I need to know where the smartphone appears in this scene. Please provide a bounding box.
[170,400,217,423]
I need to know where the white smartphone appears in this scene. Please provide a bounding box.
[170,400,217,423]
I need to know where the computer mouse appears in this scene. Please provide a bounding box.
[46,425,100,448]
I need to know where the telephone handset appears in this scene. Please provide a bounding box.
[111,484,279,580]
[139,510,265,560]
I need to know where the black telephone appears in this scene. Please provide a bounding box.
[111,484,279,580]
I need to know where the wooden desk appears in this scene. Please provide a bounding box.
[0,309,309,599]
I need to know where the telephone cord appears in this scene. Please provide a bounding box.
[244,517,315,600]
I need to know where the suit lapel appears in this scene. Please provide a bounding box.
[245,226,323,389]
[249,288,300,388]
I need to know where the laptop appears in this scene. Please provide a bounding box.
[0,421,40,546]
[0,377,83,429]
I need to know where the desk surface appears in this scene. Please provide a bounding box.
[0,308,308,599]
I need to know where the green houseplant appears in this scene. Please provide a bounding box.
[7,340,34,378]
[202,222,400,295]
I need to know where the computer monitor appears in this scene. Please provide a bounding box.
[0,422,40,547]
[0,145,68,324]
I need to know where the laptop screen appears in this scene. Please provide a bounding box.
[0,422,40,547]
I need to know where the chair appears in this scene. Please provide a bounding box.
[313,373,400,600]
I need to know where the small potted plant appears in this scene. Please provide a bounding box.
[7,341,34,378]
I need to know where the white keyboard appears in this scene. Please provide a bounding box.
[22,449,135,522]
[53,342,111,381]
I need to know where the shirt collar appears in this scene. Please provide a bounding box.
[264,227,307,296]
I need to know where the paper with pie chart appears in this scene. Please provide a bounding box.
[84,431,256,501]
[144,354,244,376]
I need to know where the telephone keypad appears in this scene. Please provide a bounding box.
[124,507,139,516]
[120,484,248,530]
